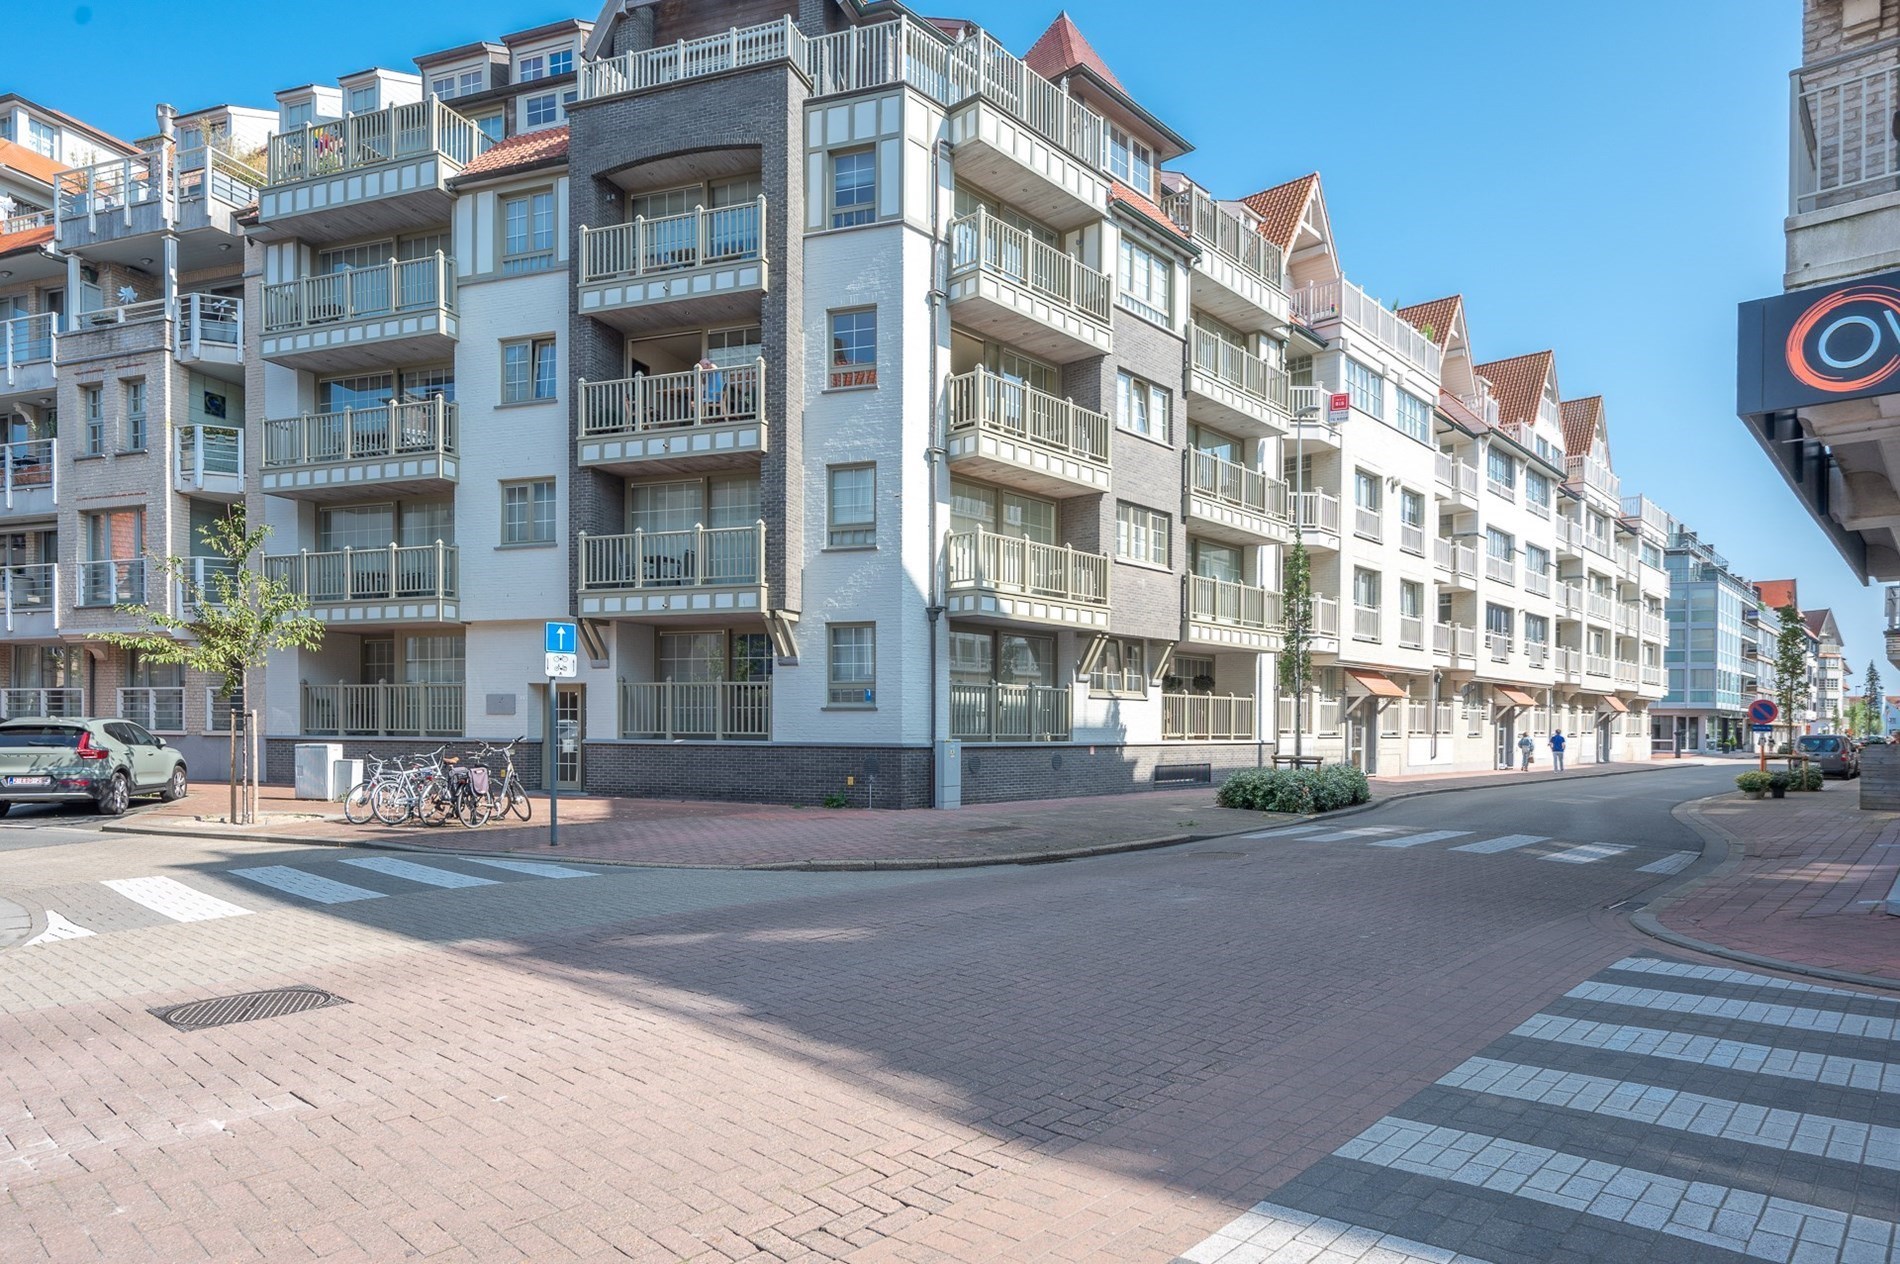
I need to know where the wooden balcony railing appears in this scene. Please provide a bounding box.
[262,255,455,334]
[266,98,489,187]
[1290,278,1443,376]
[579,199,765,285]
[1188,576,1278,630]
[947,366,1108,464]
[264,543,457,604]
[1163,185,1282,288]
[1189,324,1290,410]
[947,527,1109,607]
[1188,449,1283,518]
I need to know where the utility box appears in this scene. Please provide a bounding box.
[934,739,961,809]
[331,759,365,800]
[294,743,344,800]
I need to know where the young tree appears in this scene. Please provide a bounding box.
[1278,534,1313,760]
[1771,603,1812,751]
[91,507,323,824]
[1866,660,1885,738]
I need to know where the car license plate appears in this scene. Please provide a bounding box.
[3,776,50,787]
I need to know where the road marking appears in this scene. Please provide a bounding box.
[102,877,251,923]
[1637,851,1698,875]
[1300,827,1402,843]
[1336,1116,1898,1262]
[1449,833,1548,854]
[1370,830,1471,849]
[1541,843,1632,865]
[1174,1199,1501,1264]
[457,857,597,879]
[1511,1012,1900,1094]
[340,857,497,889]
[23,911,94,945]
[1609,956,1900,1003]
[1441,1055,1900,1170]
[1565,981,1900,1041]
[228,866,384,905]
[1240,825,1328,839]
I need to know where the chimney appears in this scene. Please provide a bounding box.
[157,103,176,144]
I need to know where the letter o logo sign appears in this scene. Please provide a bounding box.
[1785,285,1900,394]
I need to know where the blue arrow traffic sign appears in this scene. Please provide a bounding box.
[545,621,578,655]
[1748,698,1778,725]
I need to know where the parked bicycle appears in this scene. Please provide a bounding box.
[339,739,529,829]
[371,748,453,827]
[475,737,531,822]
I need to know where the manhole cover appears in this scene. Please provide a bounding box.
[152,986,347,1032]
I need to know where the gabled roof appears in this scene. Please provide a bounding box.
[455,126,568,180]
[1241,173,1317,253]
[0,139,66,188]
[1805,609,1830,635]
[1473,351,1554,433]
[1436,390,1492,435]
[1755,579,1798,612]
[1558,395,1603,457]
[1023,12,1126,93]
[1109,180,1189,241]
[1397,295,1461,350]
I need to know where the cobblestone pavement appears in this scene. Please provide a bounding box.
[6,763,1896,1261]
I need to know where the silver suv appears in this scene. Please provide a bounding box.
[1795,733,1859,779]
[0,717,189,815]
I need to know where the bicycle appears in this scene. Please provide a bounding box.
[475,737,531,822]
[372,748,452,826]
[343,753,410,825]
[444,757,492,829]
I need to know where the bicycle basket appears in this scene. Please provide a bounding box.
[469,767,489,795]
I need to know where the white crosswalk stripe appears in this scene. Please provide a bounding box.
[1176,1201,1500,1264]
[340,856,497,888]
[23,911,94,945]
[102,876,251,922]
[228,865,385,905]
[1240,825,1330,839]
[457,857,597,879]
[1637,850,1698,875]
[1370,830,1471,849]
[1541,842,1632,865]
[1449,833,1548,854]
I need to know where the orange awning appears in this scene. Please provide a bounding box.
[1345,668,1406,699]
[1494,686,1538,708]
[1599,695,1630,714]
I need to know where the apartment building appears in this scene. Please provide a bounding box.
[1753,577,1835,734]
[1650,515,1759,751]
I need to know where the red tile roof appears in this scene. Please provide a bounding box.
[0,224,53,258]
[1396,295,1461,349]
[1756,579,1798,612]
[1240,173,1317,252]
[1023,12,1126,93]
[1109,180,1188,238]
[0,138,67,187]
[1436,390,1491,434]
[457,126,568,179]
[1473,351,1554,432]
[1557,395,1602,458]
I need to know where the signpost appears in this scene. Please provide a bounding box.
[1749,698,1779,771]
[545,622,578,847]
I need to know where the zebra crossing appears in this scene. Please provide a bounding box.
[1240,822,1698,873]
[1172,955,1900,1264]
[19,854,598,945]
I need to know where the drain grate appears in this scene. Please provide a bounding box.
[152,986,347,1032]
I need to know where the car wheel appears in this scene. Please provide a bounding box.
[160,765,188,802]
[0,801,10,818]
[94,772,130,817]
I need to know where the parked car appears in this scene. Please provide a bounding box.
[1794,733,1859,778]
[0,717,188,815]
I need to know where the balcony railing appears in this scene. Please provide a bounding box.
[1524,566,1551,597]
[1642,665,1664,687]
[1289,278,1443,375]
[621,680,771,741]
[262,255,456,334]
[1434,538,1478,579]
[1433,623,1477,660]
[1485,554,1515,585]
[1642,614,1667,640]
[1188,450,1283,519]
[1585,653,1613,678]
[1162,692,1255,742]
[1557,582,1583,616]
[1352,507,1382,542]
[1526,641,1550,669]
[176,293,242,360]
[1792,50,1900,212]
[56,145,264,228]
[1565,453,1620,501]
[265,398,458,468]
[1189,324,1289,410]
[947,528,1108,607]
[1400,521,1425,555]
[118,687,185,734]
[584,15,800,99]
[264,543,458,604]
[177,556,239,613]
[1614,660,1639,686]
[1,687,82,719]
[1486,632,1513,663]
[1619,493,1671,537]
[1555,647,1583,681]
[1353,606,1381,642]
[0,208,54,234]
[3,562,56,630]
[949,682,1072,743]
[1,439,55,508]
[1188,576,1278,630]
[579,362,765,440]
[1163,186,1283,288]
[1434,451,1478,498]
[1586,591,1614,621]
[946,366,1108,463]
[1308,593,1341,640]
[1399,614,1424,649]
[1293,489,1340,536]
[2,312,55,385]
[77,559,145,608]
[265,98,490,187]
[948,209,1110,324]
[579,199,765,286]
[301,682,464,738]
[175,425,243,489]
[1555,517,1583,552]
[580,522,763,593]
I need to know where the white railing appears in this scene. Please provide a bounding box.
[175,426,243,489]
[1485,554,1515,585]
[1,687,83,719]
[1400,521,1424,555]
[1163,185,1283,289]
[1309,593,1340,639]
[1352,506,1382,542]
[1586,590,1615,621]
[1642,665,1664,687]
[1,438,55,509]
[1487,474,1515,502]
[1486,632,1513,663]
[301,682,464,738]
[1433,623,1476,661]
[1352,606,1382,642]
[1615,604,1639,635]
[949,682,1072,743]
[1585,653,1613,678]
[1399,614,1424,649]
[579,362,765,440]
[2,312,55,386]
[261,254,455,334]
[1162,692,1255,742]
[1554,517,1583,552]
[1792,50,1900,212]
[1293,488,1340,535]
[175,293,242,361]
[580,522,763,592]
[1614,661,1639,686]
[1525,566,1551,597]
[2,563,56,631]
[1290,278,1443,376]
[1526,641,1550,669]
[265,398,458,468]
[1188,576,1278,630]
[1565,453,1620,501]
[621,680,771,740]
[264,543,457,603]
[77,559,145,607]
[948,208,1110,324]
[266,98,489,187]
[1619,493,1670,537]
[1642,614,1667,641]
[946,366,1108,464]
[1433,538,1477,579]
[1188,449,1283,519]
[1555,647,1583,681]
[579,199,765,285]
[1460,377,1503,429]
[947,527,1108,607]
[118,687,185,733]
[1556,582,1583,616]
[1434,451,1479,499]
[1189,324,1289,410]
[584,16,801,99]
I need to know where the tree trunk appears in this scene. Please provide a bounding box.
[228,705,239,823]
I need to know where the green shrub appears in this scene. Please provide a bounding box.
[1768,771,1791,792]
[1734,771,1771,794]
[1793,764,1824,791]
[1311,764,1371,811]
[1218,764,1367,814]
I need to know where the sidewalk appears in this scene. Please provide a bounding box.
[1656,788,1900,986]
[108,759,1680,869]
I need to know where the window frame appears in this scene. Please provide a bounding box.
[826,463,877,549]
[82,385,104,456]
[499,478,556,547]
[499,187,557,274]
[523,92,559,128]
[827,308,878,390]
[1089,637,1148,698]
[1115,370,1172,444]
[500,336,558,405]
[1114,501,1171,569]
[1344,358,1385,420]
[1393,387,1430,443]
[826,623,877,708]
[1116,235,1172,326]
[121,378,146,452]
[829,148,877,229]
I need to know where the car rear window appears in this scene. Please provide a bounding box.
[0,727,82,747]
[1798,737,1840,752]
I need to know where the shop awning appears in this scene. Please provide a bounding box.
[1345,668,1406,699]
[1599,695,1630,714]
[1494,686,1538,708]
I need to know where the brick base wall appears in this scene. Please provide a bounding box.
[583,742,934,810]
[265,739,545,790]
[959,743,1268,805]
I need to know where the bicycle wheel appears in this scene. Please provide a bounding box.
[506,775,532,821]
[455,786,492,828]
[418,781,453,827]
[343,780,376,825]
[372,782,413,826]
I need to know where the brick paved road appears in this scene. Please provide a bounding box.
[5,762,1896,1261]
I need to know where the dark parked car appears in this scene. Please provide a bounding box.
[0,717,188,815]
[1795,733,1859,779]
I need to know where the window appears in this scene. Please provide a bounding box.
[951,479,1055,543]
[1116,371,1171,442]
[1525,544,1550,580]
[1107,126,1154,196]
[0,117,12,141]
[1353,469,1381,513]
[1399,580,1425,648]
[1485,603,1514,637]
[501,338,557,403]
[827,465,876,548]
[346,85,377,115]
[27,118,57,159]
[1117,237,1171,325]
[501,480,555,545]
[122,380,146,451]
[1399,489,1425,554]
[473,113,505,144]
[83,386,103,455]
[828,309,877,388]
[524,93,559,127]
[1394,388,1430,443]
[548,49,574,77]
[282,101,314,130]
[1486,527,1514,560]
[1526,469,1551,509]
[827,624,876,707]
[1524,614,1550,646]
[405,633,466,684]
[1345,358,1384,419]
[518,53,546,81]
[1115,502,1170,568]
[502,191,556,273]
[829,149,876,228]
[1486,447,1516,495]
[431,76,456,99]
[1090,638,1146,696]
[1353,567,1381,608]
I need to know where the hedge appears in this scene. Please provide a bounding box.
[1217,764,1371,814]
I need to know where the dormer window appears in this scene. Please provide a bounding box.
[1107,125,1153,196]
[283,100,314,130]
[517,46,573,82]
[26,118,57,160]
[431,69,484,100]
[548,49,573,77]
[346,85,378,115]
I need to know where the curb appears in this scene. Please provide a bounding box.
[1625,795,1900,996]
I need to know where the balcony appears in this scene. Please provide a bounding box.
[0,687,82,720]
[1290,278,1443,377]
[1434,451,1478,506]
[1399,614,1425,649]
[1162,692,1256,742]
[1186,323,1289,436]
[944,367,1109,497]
[1554,516,1584,559]
[945,528,1109,630]
[1185,450,1287,544]
[0,439,55,517]
[1642,665,1664,687]
[1641,613,1667,641]
[1163,185,1288,329]
[176,556,239,615]
[583,15,802,100]
[1525,641,1550,671]
[1485,553,1515,585]
[1524,566,1551,598]
[76,560,145,609]
[579,201,768,331]
[946,93,1108,231]
[1555,647,1584,684]
[117,687,185,735]
[620,680,772,741]
[579,363,768,476]
[174,425,244,501]
[261,399,459,501]
[1585,652,1613,679]
[1614,660,1639,688]
[1614,604,1639,636]
[1485,632,1513,665]
[1618,493,1670,539]
[1434,538,1478,590]
[259,100,491,242]
[1565,453,1620,505]
[1292,488,1341,548]
[1352,606,1381,644]
[0,313,56,403]
[260,255,458,372]
[1352,505,1383,542]
[2,563,57,635]
[1283,385,1342,452]
[578,522,767,619]
[264,543,460,624]
[949,682,1073,743]
[947,210,1112,361]
[301,682,464,738]
[1585,591,1615,623]
[56,145,263,258]
[173,294,244,377]
[1185,575,1280,651]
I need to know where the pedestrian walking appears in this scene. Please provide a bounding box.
[1517,733,1535,770]
[1549,730,1567,771]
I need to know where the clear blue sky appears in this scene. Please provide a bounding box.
[14,2,1874,691]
